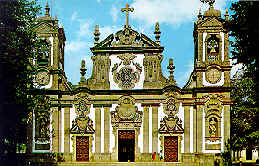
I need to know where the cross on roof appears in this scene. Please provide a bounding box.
[121,3,134,27]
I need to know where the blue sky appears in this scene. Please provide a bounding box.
[38,0,237,88]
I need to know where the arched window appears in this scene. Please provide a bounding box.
[37,39,50,66]
[207,35,219,62]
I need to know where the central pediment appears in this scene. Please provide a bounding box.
[91,25,162,50]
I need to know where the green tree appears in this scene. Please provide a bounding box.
[0,0,43,164]
[230,70,258,151]
[229,1,259,154]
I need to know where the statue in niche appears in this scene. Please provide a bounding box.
[209,117,217,137]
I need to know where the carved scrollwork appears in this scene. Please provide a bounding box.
[163,91,180,117]
[204,94,224,117]
[112,25,142,47]
[118,53,136,65]
[74,93,90,116]
[112,53,142,90]
[71,115,94,134]
[111,96,142,127]
[159,116,183,134]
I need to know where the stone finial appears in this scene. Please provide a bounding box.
[45,2,50,17]
[154,22,161,44]
[80,59,87,83]
[167,58,176,85]
[94,25,100,46]
[200,0,215,10]
[198,8,202,20]
[225,8,229,21]
[54,14,58,26]
[209,0,215,9]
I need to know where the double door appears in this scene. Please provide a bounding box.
[118,130,135,162]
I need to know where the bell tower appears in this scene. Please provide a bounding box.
[32,2,69,90]
[185,1,231,88]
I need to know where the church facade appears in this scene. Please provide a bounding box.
[29,2,231,165]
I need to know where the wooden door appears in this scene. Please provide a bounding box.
[118,130,135,162]
[76,136,89,161]
[164,136,178,162]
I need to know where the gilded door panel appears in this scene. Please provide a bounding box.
[76,136,89,161]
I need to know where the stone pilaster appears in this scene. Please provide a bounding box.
[51,107,61,152]
[193,106,197,152]
[64,107,70,153]
[143,106,149,153]
[184,106,190,153]
[196,105,203,153]
[152,106,158,153]
[104,107,110,153]
[95,107,101,153]
[224,105,230,146]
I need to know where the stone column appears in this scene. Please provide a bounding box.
[95,107,101,153]
[143,106,149,153]
[104,107,110,153]
[152,105,159,153]
[196,105,203,153]
[64,107,70,153]
[184,106,190,153]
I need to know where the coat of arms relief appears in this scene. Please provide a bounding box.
[112,53,142,90]
[159,92,183,133]
[71,94,94,134]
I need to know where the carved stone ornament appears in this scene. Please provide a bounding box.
[35,70,50,86]
[111,96,142,126]
[205,68,221,84]
[112,54,142,90]
[164,97,178,116]
[74,94,90,116]
[112,25,142,47]
[204,94,224,117]
[163,91,180,116]
[118,53,136,65]
[70,115,94,134]
[159,116,183,134]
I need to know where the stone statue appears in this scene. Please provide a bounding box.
[209,117,217,137]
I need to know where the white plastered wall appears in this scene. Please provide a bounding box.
[177,103,184,153]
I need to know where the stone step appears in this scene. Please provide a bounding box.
[58,162,182,166]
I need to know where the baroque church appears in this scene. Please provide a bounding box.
[29,1,232,165]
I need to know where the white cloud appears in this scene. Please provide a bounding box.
[70,11,94,39]
[230,59,243,78]
[110,5,119,22]
[65,41,89,54]
[96,0,101,3]
[77,19,94,38]
[99,25,121,40]
[131,0,227,27]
